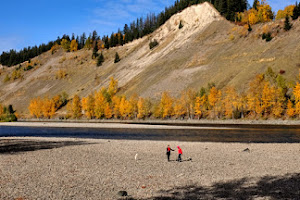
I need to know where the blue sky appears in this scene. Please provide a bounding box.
[0,0,295,53]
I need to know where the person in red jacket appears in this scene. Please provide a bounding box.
[177,146,183,162]
[166,145,174,162]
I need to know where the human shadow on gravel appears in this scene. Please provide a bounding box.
[0,139,93,154]
[123,173,300,200]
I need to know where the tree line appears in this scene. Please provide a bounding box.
[1,0,249,67]
[27,68,300,120]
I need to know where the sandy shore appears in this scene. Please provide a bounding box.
[1,137,300,199]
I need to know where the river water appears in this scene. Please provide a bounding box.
[1,124,300,143]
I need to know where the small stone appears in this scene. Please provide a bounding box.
[243,148,250,152]
[117,191,128,196]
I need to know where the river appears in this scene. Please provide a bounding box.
[1,123,300,143]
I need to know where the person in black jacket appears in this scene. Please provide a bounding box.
[166,145,174,162]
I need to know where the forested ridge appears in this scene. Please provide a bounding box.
[2,0,300,67]
[0,0,249,67]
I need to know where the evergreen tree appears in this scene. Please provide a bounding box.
[79,33,86,49]
[248,22,252,32]
[114,52,120,63]
[92,30,98,42]
[284,15,292,31]
[92,42,98,59]
[292,2,300,20]
[104,36,110,49]
[179,20,183,29]
[97,52,104,66]
[253,0,259,10]
[110,33,115,47]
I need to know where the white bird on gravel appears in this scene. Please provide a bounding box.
[135,153,138,161]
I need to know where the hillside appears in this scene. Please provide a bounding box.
[0,2,300,116]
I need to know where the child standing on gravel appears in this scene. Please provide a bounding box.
[177,146,182,162]
[166,145,174,162]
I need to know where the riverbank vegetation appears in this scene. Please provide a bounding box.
[0,104,17,122]
[26,68,300,120]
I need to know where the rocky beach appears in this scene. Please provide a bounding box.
[1,125,300,199]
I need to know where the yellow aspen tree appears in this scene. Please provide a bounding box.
[194,96,202,119]
[247,74,265,116]
[276,5,295,19]
[272,100,284,118]
[215,90,222,118]
[71,95,82,119]
[124,99,132,119]
[271,88,285,118]
[208,87,218,109]
[293,82,300,117]
[276,10,285,20]
[257,0,274,23]
[108,77,118,98]
[137,97,146,119]
[181,89,196,119]
[61,39,70,52]
[119,96,127,119]
[82,94,95,119]
[248,9,259,25]
[208,87,221,118]
[94,90,107,119]
[144,98,152,118]
[112,96,121,119]
[70,40,78,52]
[261,82,276,115]
[286,100,295,118]
[104,102,112,119]
[50,43,60,54]
[194,95,207,119]
[174,99,186,119]
[153,102,163,118]
[160,91,174,119]
[254,96,263,117]
[223,87,238,119]
[82,97,88,116]
[28,97,43,118]
[236,94,247,118]
[128,94,138,119]
[285,5,296,17]
[246,93,256,116]
[52,95,62,111]
[42,97,53,119]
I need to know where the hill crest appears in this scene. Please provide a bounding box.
[0,2,300,116]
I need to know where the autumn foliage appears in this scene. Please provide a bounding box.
[28,68,300,120]
[236,0,274,25]
[29,93,68,119]
[276,5,295,20]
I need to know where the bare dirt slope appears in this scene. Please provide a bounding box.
[0,2,300,114]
